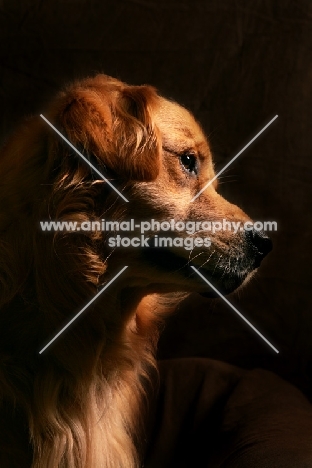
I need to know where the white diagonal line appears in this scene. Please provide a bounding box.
[40,114,129,203]
[191,115,278,202]
[39,266,128,354]
[191,266,279,353]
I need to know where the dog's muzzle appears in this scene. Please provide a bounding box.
[140,228,272,297]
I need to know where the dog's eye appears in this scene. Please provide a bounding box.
[180,152,198,175]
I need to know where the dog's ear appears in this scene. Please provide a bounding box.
[113,85,161,180]
[53,79,161,181]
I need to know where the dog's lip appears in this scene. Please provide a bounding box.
[141,245,190,271]
[141,246,249,297]
[194,270,248,297]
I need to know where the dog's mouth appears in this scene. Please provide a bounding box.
[141,245,252,297]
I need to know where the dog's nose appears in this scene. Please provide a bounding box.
[245,229,272,267]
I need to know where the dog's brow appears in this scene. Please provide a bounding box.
[162,145,194,155]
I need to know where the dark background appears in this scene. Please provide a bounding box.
[1,0,311,396]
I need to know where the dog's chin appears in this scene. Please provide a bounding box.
[141,246,254,298]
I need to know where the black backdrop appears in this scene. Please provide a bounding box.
[1,0,312,397]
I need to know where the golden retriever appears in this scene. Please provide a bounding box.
[0,74,271,467]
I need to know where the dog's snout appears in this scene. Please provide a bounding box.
[245,229,272,267]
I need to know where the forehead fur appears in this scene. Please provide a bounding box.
[154,97,210,155]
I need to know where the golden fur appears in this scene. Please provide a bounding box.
[0,74,270,467]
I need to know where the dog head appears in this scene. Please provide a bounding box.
[0,74,272,313]
[49,74,271,297]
